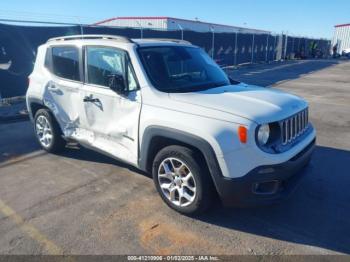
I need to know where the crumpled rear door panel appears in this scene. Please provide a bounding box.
[42,77,84,137]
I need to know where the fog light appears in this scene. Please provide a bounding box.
[258,167,275,174]
[253,180,281,195]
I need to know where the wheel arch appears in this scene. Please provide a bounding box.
[27,97,46,120]
[27,97,64,136]
[139,126,223,192]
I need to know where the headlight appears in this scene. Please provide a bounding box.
[257,124,270,145]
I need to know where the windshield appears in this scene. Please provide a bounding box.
[138,46,230,92]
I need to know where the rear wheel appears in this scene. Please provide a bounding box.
[34,109,66,153]
[152,145,215,215]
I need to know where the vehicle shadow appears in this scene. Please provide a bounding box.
[198,145,350,254]
[228,60,340,87]
[57,144,150,178]
[57,143,350,254]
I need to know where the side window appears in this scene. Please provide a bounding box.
[86,46,138,91]
[52,46,80,81]
[87,46,125,87]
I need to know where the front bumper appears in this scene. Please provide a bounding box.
[214,138,315,207]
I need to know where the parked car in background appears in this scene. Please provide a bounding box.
[342,48,350,57]
[26,35,316,214]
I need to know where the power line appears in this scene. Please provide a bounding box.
[0,9,100,24]
[0,18,80,26]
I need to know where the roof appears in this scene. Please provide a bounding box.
[94,16,270,33]
[335,23,350,28]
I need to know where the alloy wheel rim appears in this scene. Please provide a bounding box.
[35,115,53,148]
[158,157,196,207]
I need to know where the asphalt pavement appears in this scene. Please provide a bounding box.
[0,59,349,255]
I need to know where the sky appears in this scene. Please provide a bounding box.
[0,0,349,39]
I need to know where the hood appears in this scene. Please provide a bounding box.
[169,83,308,124]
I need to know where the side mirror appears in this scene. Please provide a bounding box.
[108,74,127,95]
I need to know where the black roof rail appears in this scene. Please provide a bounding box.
[137,38,192,45]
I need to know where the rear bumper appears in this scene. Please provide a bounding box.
[215,139,315,207]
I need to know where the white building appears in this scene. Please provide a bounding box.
[94,16,270,35]
[332,23,350,54]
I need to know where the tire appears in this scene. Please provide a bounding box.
[34,108,66,153]
[152,145,215,215]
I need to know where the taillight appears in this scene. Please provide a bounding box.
[238,126,248,143]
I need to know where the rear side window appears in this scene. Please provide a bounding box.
[52,46,80,81]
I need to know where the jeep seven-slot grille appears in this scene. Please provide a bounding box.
[281,108,309,145]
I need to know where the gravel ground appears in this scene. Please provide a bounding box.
[0,59,349,255]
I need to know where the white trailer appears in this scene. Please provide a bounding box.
[94,16,270,35]
[332,23,350,54]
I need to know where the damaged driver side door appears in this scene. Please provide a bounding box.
[79,46,142,165]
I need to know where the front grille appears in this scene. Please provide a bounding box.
[280,108,309,145]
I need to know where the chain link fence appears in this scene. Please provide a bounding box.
[0,20,331,98]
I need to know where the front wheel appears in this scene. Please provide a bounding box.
[34,109,66,153]
[152,145,215,215]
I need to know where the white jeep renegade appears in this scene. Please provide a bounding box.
[26,35,316,214]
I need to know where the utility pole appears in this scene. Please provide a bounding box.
[76,16,83,37]
[136,20,143,39]
[273,33,277,61]
[291,34,295,58]
[171,21,184,40]
[284,31,288,59]
[234,30,239,66]
[265,34,269,62]
[210,25,215,59]
[251,33,255,64]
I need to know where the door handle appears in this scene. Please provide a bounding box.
[83,95,100,103]
[83,96,90,102]
[48,82,59,91]
[83,96,93,102]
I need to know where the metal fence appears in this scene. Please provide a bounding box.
[0,20,331,98]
